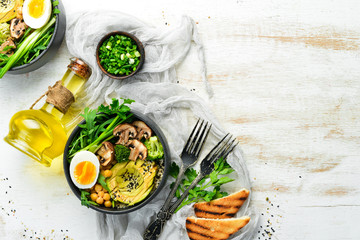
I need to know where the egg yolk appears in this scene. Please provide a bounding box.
[74,161,97,185]
[28,0,45,19]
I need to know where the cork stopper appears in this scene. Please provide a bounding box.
[67,57,92,80]
[45,81,75,114]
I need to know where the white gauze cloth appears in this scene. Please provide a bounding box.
[66,11,259,240]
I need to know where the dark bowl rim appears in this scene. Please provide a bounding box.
[9,2,63,71]
[63,110,170,215]
[96,31,145,80]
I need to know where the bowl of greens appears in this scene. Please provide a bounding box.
[96,31,145,80]
[63,98,170,214]
[0,0,66,77]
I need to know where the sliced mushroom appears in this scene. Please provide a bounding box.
[0,38,16,57]
[133,121,152,140]
[113,123,137,145]
[10,18,27,39]
[96,141,115,166]
[127,140,148,161]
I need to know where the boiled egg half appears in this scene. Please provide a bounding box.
[22,0,52,29]
[70,151,100,189]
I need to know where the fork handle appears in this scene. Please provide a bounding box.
[162,166,186,211]
[169,173,204,214]
[143,166,186,240]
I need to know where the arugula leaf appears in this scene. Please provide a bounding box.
[80,190,98,208]
[2,46,14,51]
[80,107,97,130]
[14,26,55,67]
[98,174,110,192]
[0,54,9,61]
[68,98,134,161]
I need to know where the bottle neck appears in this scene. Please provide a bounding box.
[40,69,87,120]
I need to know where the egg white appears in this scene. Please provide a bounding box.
[69,151,100,189]
[23,0,52,29]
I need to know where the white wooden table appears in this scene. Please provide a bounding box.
[0,0,359,239]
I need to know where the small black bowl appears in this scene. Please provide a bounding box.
[63,110,170,214]
[96,31,145,80]
[8,0,66,74]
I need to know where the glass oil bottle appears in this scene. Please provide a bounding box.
[4,58,92,167]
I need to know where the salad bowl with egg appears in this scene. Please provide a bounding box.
[0,0,66,76]
[63,99,170,214]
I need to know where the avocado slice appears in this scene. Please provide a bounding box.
[106,160,158,205]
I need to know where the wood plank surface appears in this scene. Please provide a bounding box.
[0,0,359,239]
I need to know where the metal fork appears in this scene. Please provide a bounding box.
[143,119,212,240]
[167,134,239,215]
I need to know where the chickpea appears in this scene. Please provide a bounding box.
[90,193,98,201]
[96,197,104,205]
[95,184,102,193]
[104,200,112,208]
[100,170,106,176]
[103,193,111,201]
[104,170,112,178]
[98,191,104,198]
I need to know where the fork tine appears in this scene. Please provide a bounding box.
[201,134,231,166]
[202,133,229,159]
[190,121,207,154]
[184,119,201,151]
[211,135,233,161]
[187,119,205,152]
[222,140,239,160]
[211,137,238,165]
[193,122,212,157]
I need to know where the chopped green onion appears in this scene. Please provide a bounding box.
[98,34,141,76]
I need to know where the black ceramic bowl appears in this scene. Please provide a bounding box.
[63,110,170,214]
[96,31,145,80]
[8,0,66,74]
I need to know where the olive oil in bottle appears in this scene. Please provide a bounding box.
[4,58,92,167]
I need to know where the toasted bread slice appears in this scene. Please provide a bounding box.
[186,216,250,240]
[194,188,249,219]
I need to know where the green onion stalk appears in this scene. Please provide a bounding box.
[0,16,56,78]
[69,113,133,158]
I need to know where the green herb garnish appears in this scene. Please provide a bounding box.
[14,26,55,66]
[67,98,134,161]
[170,157,235,212]
[98,35,141,76]
[98,174,110,192]
[80,190,98,208]
[115,145,131,162]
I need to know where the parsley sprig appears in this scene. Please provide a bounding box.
[67,98,134,161]
[170,157,235,212]
[80,190,98,208]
